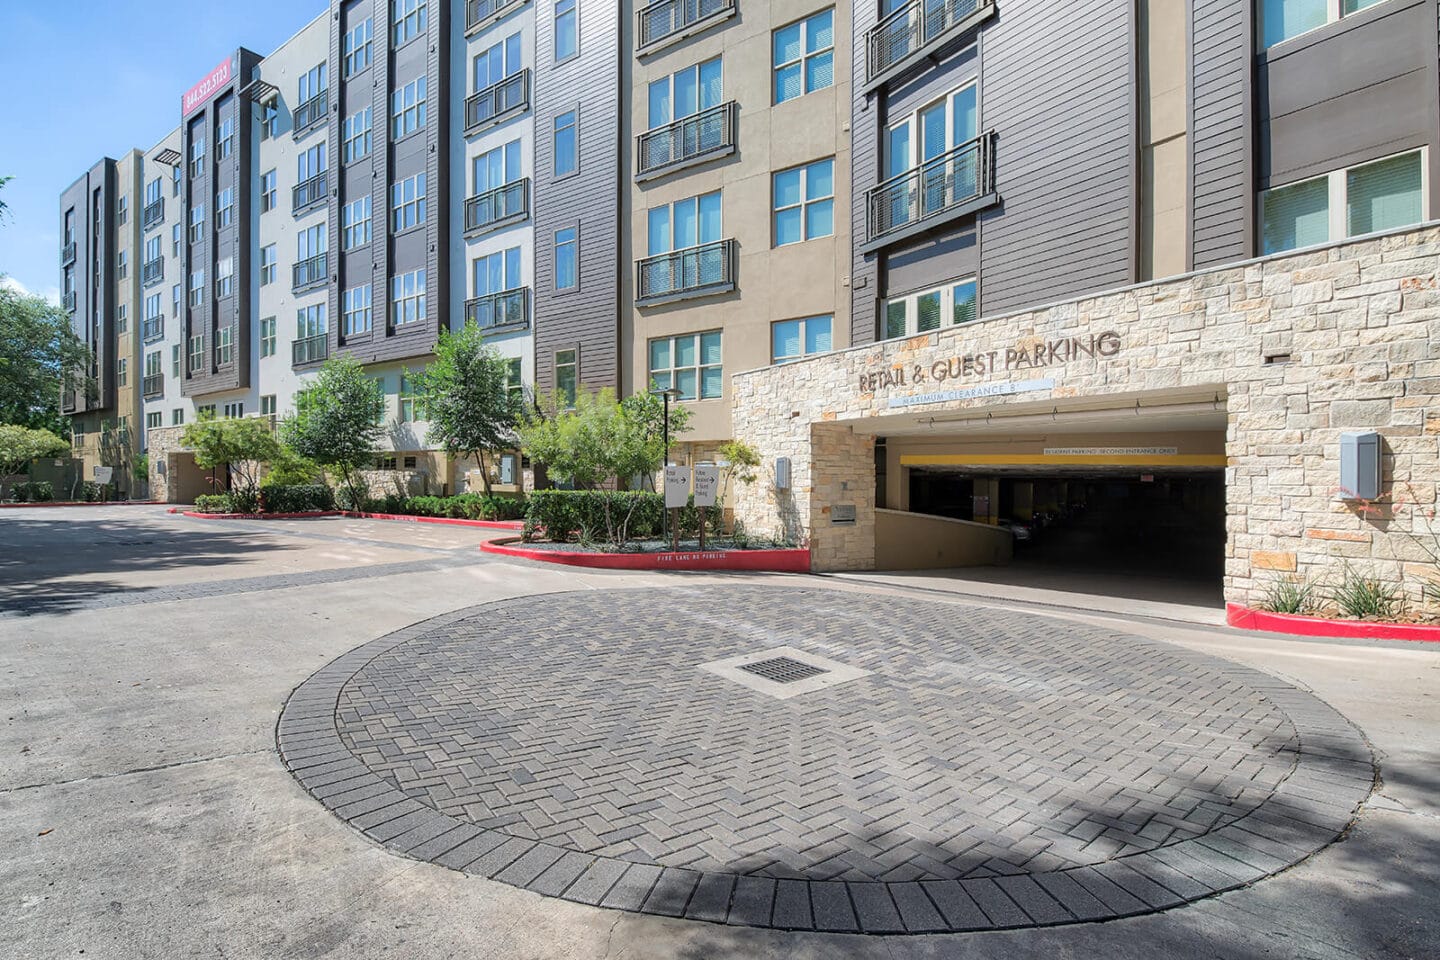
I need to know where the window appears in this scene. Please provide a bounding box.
[344,18,373,76]
[343,107,372,162]
[393,0,427,46]
[223,401,243,419]
[172,408,185,426]
[1260,149,1425,255]
[391,270,426,325]
[190,137,205,178]
[260,244,277,286]
[883,278,978,339]
[297,303,328,339]
[260,395,277,423]
[216,187,234,228]
[473,140,522,193]
[298,223,328,263]
[474,32,523,91]
[772,316,833,364]
[298,143,327,182]
[555,349,578,407]
[474,247,522,299]
[145,235,161,265]
[885,82,979,178]
[147,411,163,431]
[1260,0,1381,48]
[117,195,128,225]
[145,177,162,208]
[554,0,577,60]
[773,8,834,104]
[189,269,205,306]
[553,109,578,177]
[172,223,182,257]
[648,190,722,254]
[505,357,523,402]
[117,303,128,334]
[391,174,426,231]
[261,100,280,139]
[343,197,372,249]
[260,316,276,357]
[145,292,161,327]
[343,284,373,335]
[215,325,234,365]
[172,344,182,379]
[648,57,723,132]
[391,76,427,138]
[197,404,217,419]
[171,283,181,316]
[215,115,234,160]
[117,357,128,386]
[299,63,327,103]
[216,257,234,298]
[773,158,834,245]
[117,250,128,280]
[399,372,428,421]
[189,204,205,243]
[649,331,723,400]
[261,169,277,212]
[554,227,577,289]
[172,164,182,197]
[188,335,204,372]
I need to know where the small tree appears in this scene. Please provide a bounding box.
[717,439,761,505]
[281,355,385,508]
[0,424,68,498]
[180,417,280,497]
[414,321,520,494]
[618,384,693,486]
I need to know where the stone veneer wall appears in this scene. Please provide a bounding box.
[145,425,187,503]
[730,224,1440,605]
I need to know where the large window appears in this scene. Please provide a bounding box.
[343,197,372,249]
[298,143,327,182]
[649,331,723,400]
[391,174,427,231]
[391,76,427,139]
[344,18,373,76]
[1261,150,1425,255]
[299,63,327,104]
[648,191,722,255]
[1260,0,1384,48]
[297,303,327,339]
[773,158,834,245]
[772,315,833,364]
[391,269,426,325]
[399,372,428,422]
[886,82,978,178]
[773,8,834,104]
[474,247,522,297]
[343,284,373,335]
[473,141,523,195]
[261,169,277,212]
[554,227,577,289]
[648,57,722,129]
[474,32,522,91]
[553,109,577,177]
[884,279,977,339]
[298,223,328,263]
[554,0,577,61]
[393,0,427,46]
[343,107,372,163]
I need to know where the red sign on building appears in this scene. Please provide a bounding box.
[182,58,233,116]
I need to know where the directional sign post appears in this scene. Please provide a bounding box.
[664,465,690,552]
[693,464,720,551]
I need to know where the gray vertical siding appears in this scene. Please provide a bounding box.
[1189,0,1252,268]
[532,0,623,394]
[978,0,1136,314]
[849,0,881,347]
[59,161,117,415]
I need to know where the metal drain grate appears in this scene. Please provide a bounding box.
[738,656,829,684]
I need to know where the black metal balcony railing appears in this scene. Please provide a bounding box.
[865,132,997,248]
[465,0,525,35]
[636,239,736,304]
[293,333,328,365]
[142,256,164,287]
[293,172,328,214]
[293,90,328,136]
[142,199,165,230]
[867,0,996,88]
[636,101,736,180]
[143,374,164,399]
[464,287,530,331]
[293,252,328,292]
[464,179,530,234]
[638,0,736,52]
[63,290,76,312]
[61,241,76,267]
[142,316,164,342]
[465,69,530,133]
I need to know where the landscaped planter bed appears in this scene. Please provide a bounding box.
[480,537,811,572]
[1227,603,1440,643]
[1,501,163,508]
[178,510,346,521]
[172,507,523,529]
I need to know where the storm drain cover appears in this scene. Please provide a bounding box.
[738,656,829,684]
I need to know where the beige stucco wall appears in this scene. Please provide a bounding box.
[875,509,1014,569]
[1140,0,1189,280]
[731,224,1440,605]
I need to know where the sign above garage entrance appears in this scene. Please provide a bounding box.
[857,330,1123,398]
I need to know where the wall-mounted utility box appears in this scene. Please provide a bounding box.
[1338,431,1381,500]
[775,457,791,491]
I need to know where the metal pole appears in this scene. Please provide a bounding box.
[660,393,670,542]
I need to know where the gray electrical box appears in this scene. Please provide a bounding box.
[775,457,791,491]
[1339,431,1381,500]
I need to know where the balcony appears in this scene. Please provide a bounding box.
[142,199,165,230]
[465,0,526,36]
[63,291,76,313]
[638,0,736,54]
[865,0,997,92]
[142,316,164,342]
[142,256,165,287]
[464,179,529,236]
[293,252,328,293]
[464,287,530,333]
[293,172,328,215]
[636,101,736,182]
[862,132,998,252]
[292,333,328,366]
[635,239,736,306]
[293,90,328,137]
[465,69,530,134]
[143,374,164,399]
[61,241,76,267]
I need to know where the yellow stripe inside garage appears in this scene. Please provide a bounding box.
[898,454,1230,468]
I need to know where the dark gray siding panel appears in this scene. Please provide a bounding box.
[978,0,1136,314]
[1189,0,1252,268]
[850,0,882,346]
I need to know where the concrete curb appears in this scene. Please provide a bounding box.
[480,537,812,572]
[1227,603,1440,643]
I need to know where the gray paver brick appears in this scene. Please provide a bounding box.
[889,882,947,932]
[809,881,857,932]
[963,879,1030,927]
[685,873,735,923]
[600,863,663,911]
[563,858,630,906]
[726,876,776,927]
[770,879,812,930]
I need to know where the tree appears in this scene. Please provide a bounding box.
[618,383,693,487]
[0,424,68,497]
[180,417,280,497]
[717,439,761,505]
[0,175,11,224]
[280,355,385,508]
[414,321,520,494]
[0,284,90,436]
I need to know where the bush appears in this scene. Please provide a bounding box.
[525,490,664,543]
[1331,566,1403,620]
[1257,576,1317,615]
[11,480,54,502]
[194,493,235,514]
[334,486,370,512]
[230,488,260,515]
[260,484,335,514]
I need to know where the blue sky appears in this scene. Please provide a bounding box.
[0,1,323,302]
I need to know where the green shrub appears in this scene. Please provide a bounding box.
[77,481,104,502]
[525,490,664,543]
[402,496,449,517]
[1331,566,1403,620]
[230,488,260,515]
[260,484,335,514]
[333,486,371,512]
[194,494,235,514]
[1257,576,1317,615]
[11,481,54,502]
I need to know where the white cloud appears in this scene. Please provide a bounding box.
[0,276,60,304]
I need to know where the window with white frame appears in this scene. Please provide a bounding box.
[172,283,181,316]
[505,357,524,403]
[261,169,277,212]
[343,197,372,249]
[298,224,327,262]
[147,410,163,431]
[399,372,428,422]
[773,8,834,104]
[555,348,578,406]
[261,99,279,139]
[343,284,373,335]
[474,32,522,91]
[391,269,426,325]
[554,227,577,289]
[648,57,722,129]
[553,109,577,177]
[649,331,722,400]
[222,401,243,419]
[117,195,128,225]
[260,395,277,421]
[189,269,205,307]
[773,158,834,245]
[299,63,327,103]
[647,190,722,255]
[145,177,162,208]
[188,335,204,372]
[145,235,161,265]
[260,244,277,286]
[215,115,234,159]
[473,247,522,297]
[344,17,373,76]
[117,357,128,386]
[172,164,182,196]
[298,143,327,182]
[197,404,216,419]
[1260,0,1385,49]
[145,351,162,379]
[172,222,182,257]
[116,250,128,280]
[145,292,161,325]
[260,316,276,358]
[343,107,372,163]
[883,278,978,339]
[473,140,522,193]
[391,174,426,231]
[117,303,127,332]
[297,303,327,339]
[172,408,185,426]
[1260,149,1426,255]
[216,257,234,299]
[393,0,427,46]
[772,315,833,364]
[215,187,234,228]
[172,344,182,379]
[885,81,978,179]
[391,76,427,138]
[215,325,234,365]
[189,204,205,243]
[554,0,577,60]
[189,136,205,178]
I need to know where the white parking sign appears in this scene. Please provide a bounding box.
[693,464,720,507]
[663,465,690,508]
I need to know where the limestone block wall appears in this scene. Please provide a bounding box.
[731,224,1440,606]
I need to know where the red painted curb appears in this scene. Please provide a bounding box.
[1,501,163,508]
[1226,603,1440,642]
[346,511,525,530]
[481,537,812,572]
[180,511,346,520]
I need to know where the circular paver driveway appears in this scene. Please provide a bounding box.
[279,586,1374,933]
